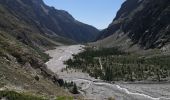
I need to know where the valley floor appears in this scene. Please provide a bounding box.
[45,45,170,100]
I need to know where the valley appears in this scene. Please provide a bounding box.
[46,45,170,100]
[0,0,170,99]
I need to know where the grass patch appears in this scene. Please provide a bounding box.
[56,96,73,100]
[0,91,46,100]
[32,46,51,62]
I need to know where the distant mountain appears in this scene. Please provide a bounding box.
[0,0,99,50]
[97,0,170,50]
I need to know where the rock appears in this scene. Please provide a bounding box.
[98,0,170,49]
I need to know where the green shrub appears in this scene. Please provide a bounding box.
[0,91,46,100]
[56,96,73,100]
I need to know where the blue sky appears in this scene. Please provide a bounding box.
[43,0,125,29]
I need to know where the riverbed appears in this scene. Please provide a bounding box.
[45,45,170,100]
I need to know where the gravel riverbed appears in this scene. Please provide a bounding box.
[45,45,170,100]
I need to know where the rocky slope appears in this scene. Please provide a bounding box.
[0,0,100,98]
[0,31,71,98]
[97,0,170,51]
[0,0,99,50]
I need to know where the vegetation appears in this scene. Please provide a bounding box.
[0,31,71,98]
[56,78,79,94]
[32,46,51,62]
[65,47,170,82]
[108,97,115,100]
[63,81,79,94]
[72,83,79,94]
[56,96,73,100]
[0,91,46,100]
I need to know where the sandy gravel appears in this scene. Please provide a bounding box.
[45,45,85,73]
[46,45,170,100]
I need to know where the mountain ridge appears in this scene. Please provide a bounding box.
[96,0,170,51]
[0,0,99,50]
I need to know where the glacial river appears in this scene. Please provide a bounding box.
[46,45,170,100]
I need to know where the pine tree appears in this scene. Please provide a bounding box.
[72,83,79,94]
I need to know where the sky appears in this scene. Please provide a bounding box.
[43,0,125,29]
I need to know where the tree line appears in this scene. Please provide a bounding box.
[65,47,170,82]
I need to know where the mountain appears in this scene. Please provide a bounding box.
[0,0,100,98]
[0,31,71,97]
[96,0,170,51]
[0,0,99,50]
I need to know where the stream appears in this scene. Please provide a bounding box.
[45,45,170,100]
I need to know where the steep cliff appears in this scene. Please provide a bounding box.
[97,0,170,50]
